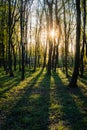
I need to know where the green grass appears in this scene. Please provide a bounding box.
[0,68,87,130]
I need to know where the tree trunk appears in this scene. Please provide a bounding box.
[2,44,5,70]
[54,39,59,72]
[20,0,25,80]
[43,43,47,69]
[34,44,37,72]
[52,40,56,70]
[68,0,81,87]
[47,4,53,75]
[63,0,68,77]
[8,0,14,77]
[80,0,86,77]
[19,45,21,71]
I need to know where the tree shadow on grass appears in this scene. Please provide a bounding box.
[1,69,51,130]
[79,77,87,86]
[0,77,20,98]
[26,73,51,130]
[0,69,40,98]
[0,69,43,129]
[52,71,87,130]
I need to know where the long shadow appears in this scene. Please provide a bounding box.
[52,71,87,130]
[1,69,47,130]
[79,77,87,86]
[66,68,87,86]
[33,73,51,130]
[0,77,20,97]
[0,69,32,87]
[61,69,87,106]
[0,68,32,88]
[25,73,51,130]
[0,69,38,98]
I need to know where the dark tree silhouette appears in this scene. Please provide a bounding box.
[80,0,86,77]
[20,0,25,80]
[46,0,53,75]
[68,0,81,87]
[8,0,14,77]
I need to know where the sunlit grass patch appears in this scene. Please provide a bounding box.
[57,69,69,85]
[50,121,71,130]
[0,68,87,130]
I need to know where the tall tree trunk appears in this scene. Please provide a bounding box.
[19,45,21,71]
[13,48,16,71]
[20,0,25,80]
[52,40,56,70]
[11,43,16,71]
[34,43,37,71]
[8,0,14,77]
[47,3,53,75]
[68,0,81,87]
[80,0,86,77]
[54,39,59,72]
[63,0,68,77]
[43,42,47,69]
[1,0,5,70]
[29,13,32,68]
[2,44,5,70]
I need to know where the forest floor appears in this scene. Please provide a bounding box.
[0,68,87,130]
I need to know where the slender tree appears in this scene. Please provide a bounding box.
[8,0,14,77]
[68,0,81,87]
[80,0,86,77]
[46,0,53,75]
[20,0,25,80]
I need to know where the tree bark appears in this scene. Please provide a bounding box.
[47,3,53,75]
[8,0,14,77]
[43,42,47,69]
[80,0,86,77]
[20,0,25,80]
[68,0,81,87]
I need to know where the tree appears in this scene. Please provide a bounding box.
[80,0,86,77]
[46,0,53,75]
[68,0,81,87]
[8,0,14,77]
[20,0,25,80]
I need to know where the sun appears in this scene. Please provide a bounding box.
[50,29,55,38]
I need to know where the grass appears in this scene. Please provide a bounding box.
[0,68,87,130]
